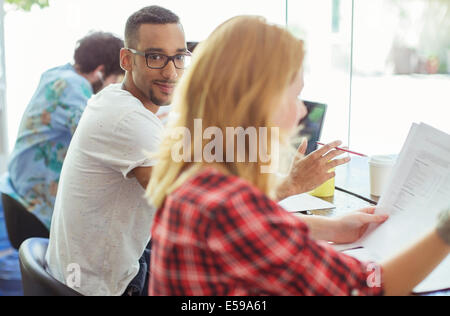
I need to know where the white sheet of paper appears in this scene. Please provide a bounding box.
[278,193,335,213]
[359,123,450,293]
[342,247,378,263]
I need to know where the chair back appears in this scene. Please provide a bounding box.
[19,238,82,296]
[1,193,49,249]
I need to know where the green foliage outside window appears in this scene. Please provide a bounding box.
[5,0,49,11]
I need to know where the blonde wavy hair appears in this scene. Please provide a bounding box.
[146,15,305,209]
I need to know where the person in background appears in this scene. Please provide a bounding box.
[46,6,189,296]
[1,31,124,230]
[146,16,450,296]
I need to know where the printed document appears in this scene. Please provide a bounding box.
[358,123,450,293]
[279,193,335,213]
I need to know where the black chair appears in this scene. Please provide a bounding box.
[1,193,49,249]
[18,238,82,296]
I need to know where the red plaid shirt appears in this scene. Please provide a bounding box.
[149,168,384,296]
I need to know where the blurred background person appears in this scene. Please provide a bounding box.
[0,31,124,231]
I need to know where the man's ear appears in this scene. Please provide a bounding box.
[84,65,105,85]
[93,65,105,80]
[120,48,133,72]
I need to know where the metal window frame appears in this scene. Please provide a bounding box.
[0,0,9,172]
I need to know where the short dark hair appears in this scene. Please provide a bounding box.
[74,31,124,77]
[125,6,180,48]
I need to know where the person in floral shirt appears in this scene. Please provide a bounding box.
[2,31,124,228]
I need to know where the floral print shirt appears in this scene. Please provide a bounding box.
[6,64,92,228]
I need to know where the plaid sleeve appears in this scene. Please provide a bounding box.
[207,188,384,296]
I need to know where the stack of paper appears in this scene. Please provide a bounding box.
[278,193,335,213]
[354,123,450,293]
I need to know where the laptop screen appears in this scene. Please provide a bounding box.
[297,100,327,155]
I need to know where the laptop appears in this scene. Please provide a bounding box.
[296,100,327,155]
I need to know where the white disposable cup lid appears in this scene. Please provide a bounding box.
[369,155,396,167]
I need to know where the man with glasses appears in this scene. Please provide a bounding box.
[46,6,189,296]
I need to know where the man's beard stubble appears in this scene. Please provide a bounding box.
[149,85,172,107]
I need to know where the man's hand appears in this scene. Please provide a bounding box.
[276,139,350,200]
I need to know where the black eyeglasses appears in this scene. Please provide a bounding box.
[127,48,192,69]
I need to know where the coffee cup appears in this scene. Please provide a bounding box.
[369,155,396,197]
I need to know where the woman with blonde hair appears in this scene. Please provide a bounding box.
[146,16,450,296]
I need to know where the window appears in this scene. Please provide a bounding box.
[0,0,7,172]
[3,0,286,152]
[3,0,449,158]
[288,0,450,156]
[350,0,450,155]
[287,0,353,147]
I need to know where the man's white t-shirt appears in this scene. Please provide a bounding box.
[46,84,164,296]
